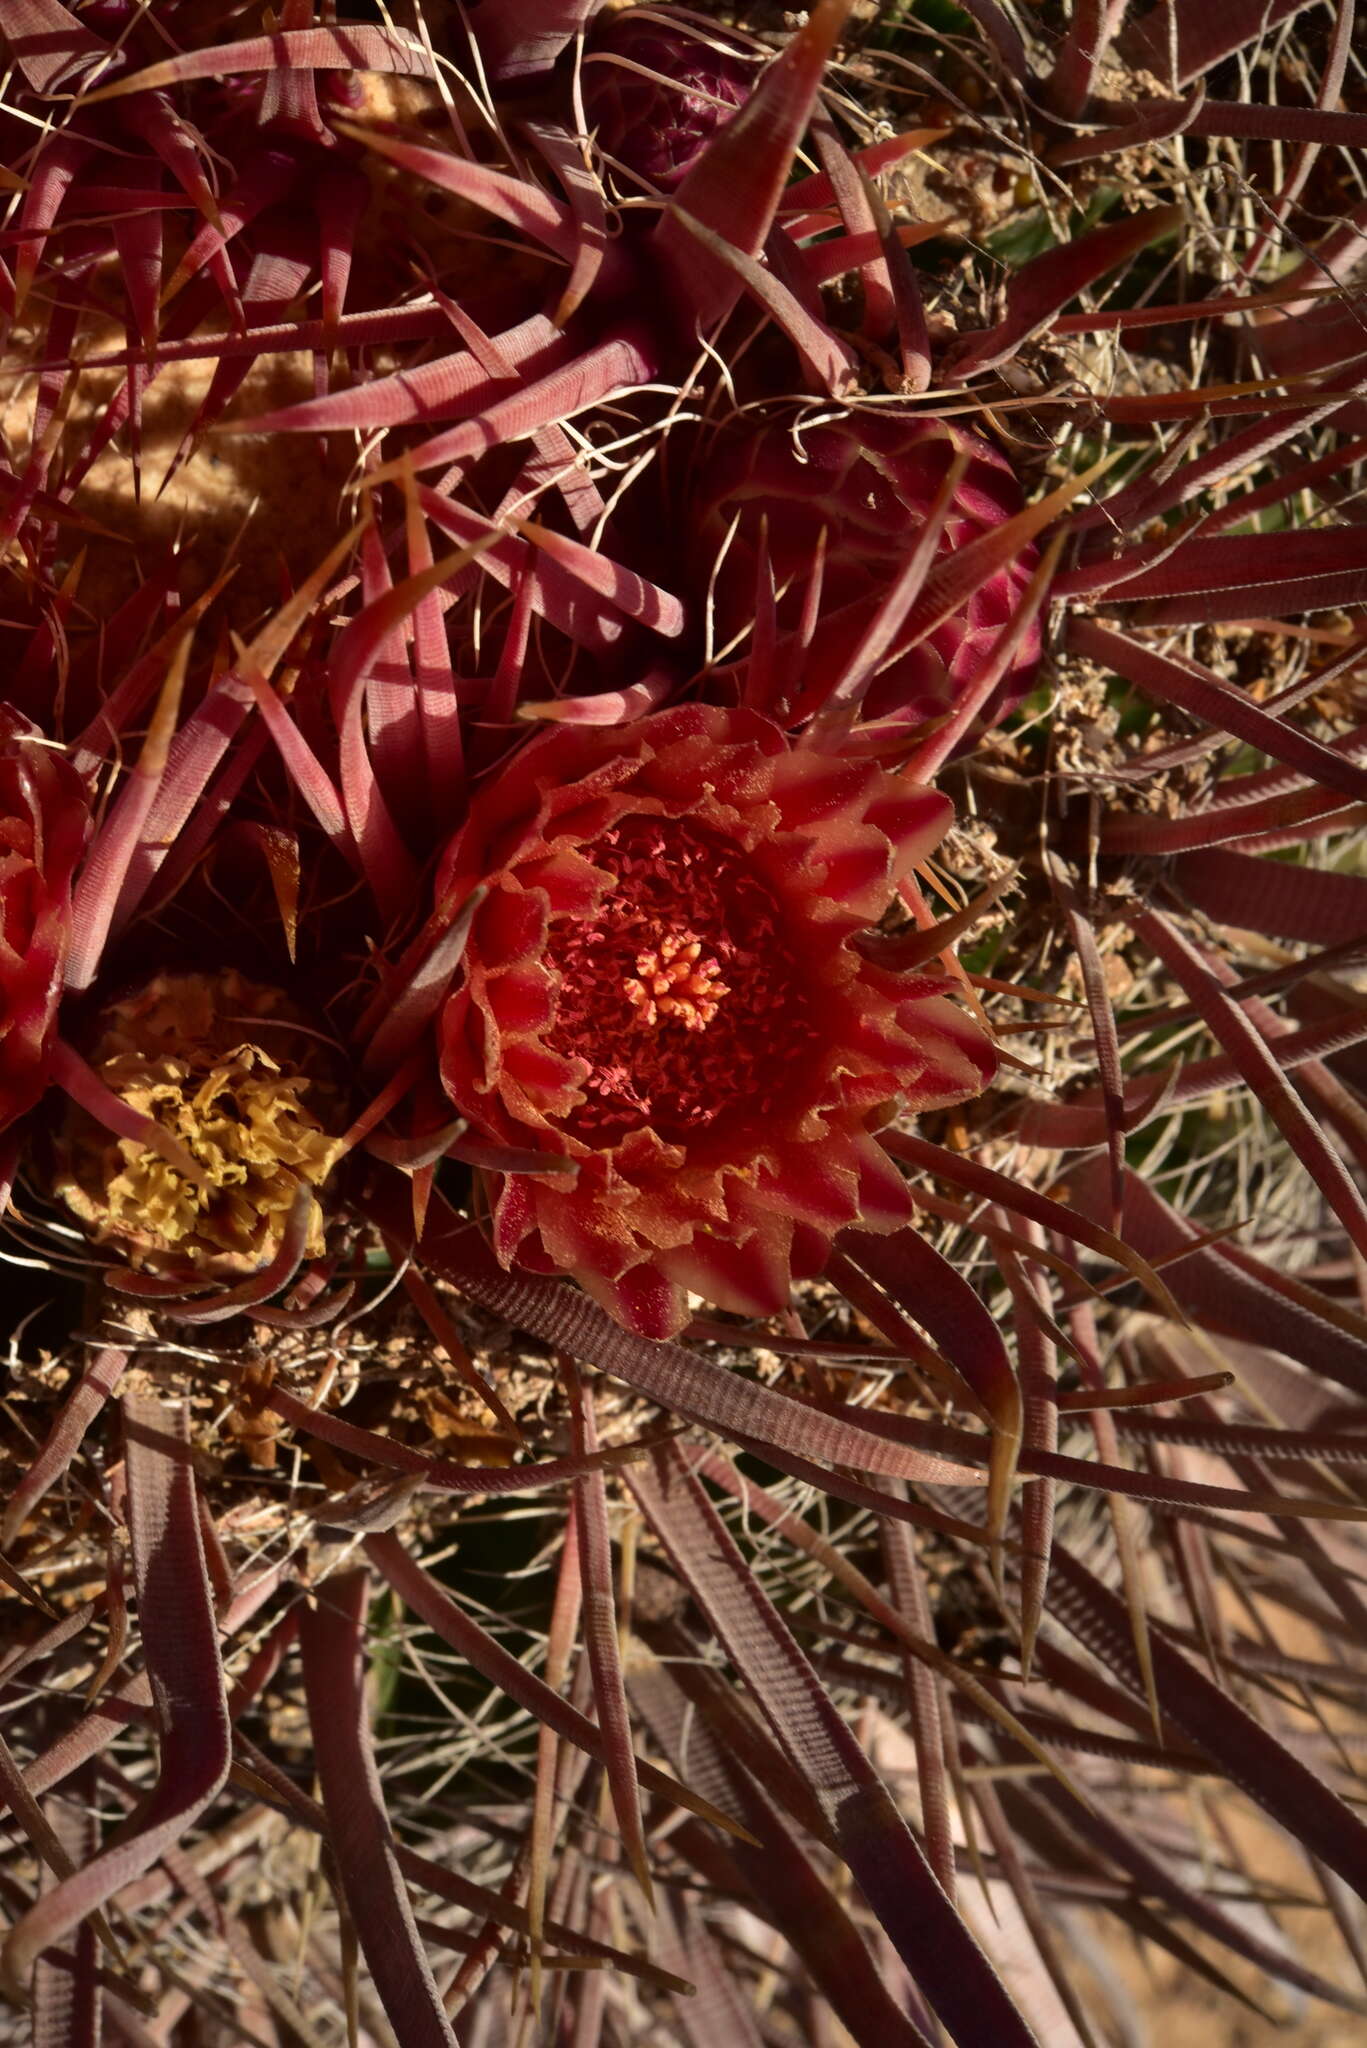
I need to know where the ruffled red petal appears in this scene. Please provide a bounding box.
[0,713,89,1133]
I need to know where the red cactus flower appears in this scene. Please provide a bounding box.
[583,12,753,191]
[436,705,995,1337]
[0,709,89,1133]
[694,409,1043,740]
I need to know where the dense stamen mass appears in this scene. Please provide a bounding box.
[544,817,816,1143]
[53,971,344,1276]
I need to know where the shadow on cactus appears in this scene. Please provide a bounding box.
[1,2,1366,2044]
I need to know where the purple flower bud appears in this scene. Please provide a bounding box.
[583,11,752,190]
[694,408,1044,742]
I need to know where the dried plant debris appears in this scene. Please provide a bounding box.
[1,3,1366,2045]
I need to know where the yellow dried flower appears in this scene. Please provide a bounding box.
[54,971,344,1278]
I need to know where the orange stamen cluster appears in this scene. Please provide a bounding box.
[623,930,729,1032]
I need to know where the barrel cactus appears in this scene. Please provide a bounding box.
[0,4,1364,2046]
